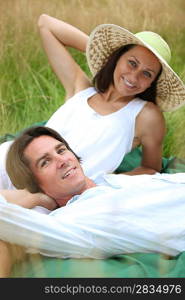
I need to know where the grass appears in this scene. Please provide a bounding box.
[0,0,185,157]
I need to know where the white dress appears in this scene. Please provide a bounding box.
[46,87,146,178]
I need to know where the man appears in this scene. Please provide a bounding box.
[0,126,185,263]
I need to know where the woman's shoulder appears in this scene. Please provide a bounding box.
[137,102,165,134]
[139,101,164,119]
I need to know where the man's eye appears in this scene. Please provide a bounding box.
[58,148,66,154]
[143,71,152,78]
[128,60,137,67]
[41,160,49,168]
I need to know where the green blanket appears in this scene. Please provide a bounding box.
[11,252,185,278]
[1,124,185,278]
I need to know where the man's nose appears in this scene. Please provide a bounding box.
[55,155,67,168]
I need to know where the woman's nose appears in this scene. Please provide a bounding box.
[129,70,140,83]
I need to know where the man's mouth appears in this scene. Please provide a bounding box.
[62,167,76,179]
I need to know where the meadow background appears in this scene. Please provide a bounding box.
[0,0,185,158]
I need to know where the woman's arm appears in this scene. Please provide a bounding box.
[38,14,91,99]
[124,103,166,175]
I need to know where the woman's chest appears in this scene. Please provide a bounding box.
[88,94,128,115]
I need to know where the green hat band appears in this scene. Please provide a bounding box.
[135,31,171,64]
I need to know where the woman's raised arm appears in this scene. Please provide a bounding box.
[38,14,91,99]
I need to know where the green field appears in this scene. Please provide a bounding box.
[0,0,185,157]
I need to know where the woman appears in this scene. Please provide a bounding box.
[38,15,185,178]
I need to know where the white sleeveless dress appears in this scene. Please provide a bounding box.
[47,87,146,178]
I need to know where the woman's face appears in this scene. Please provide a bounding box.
[113,45,161,98]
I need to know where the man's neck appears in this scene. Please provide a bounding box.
[56,177,96,207]
[84,177,97,190]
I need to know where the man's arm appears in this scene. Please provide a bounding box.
[0,189,57,210]
[0,240,26,278]
[0,241,12,277]
[0,200,92,258]
[0,190,57,277]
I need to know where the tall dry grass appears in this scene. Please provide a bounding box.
[1,0,185,37]
[0,0,185,156]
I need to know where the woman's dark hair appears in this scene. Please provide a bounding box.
[93,44,162,104]
[6,126,81,193]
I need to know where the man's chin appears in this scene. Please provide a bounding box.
[55,196,72,207]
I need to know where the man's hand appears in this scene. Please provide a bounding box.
[0,189,57,210]
[36,193,58,210]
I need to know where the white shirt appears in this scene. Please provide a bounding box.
[0,172,185,258]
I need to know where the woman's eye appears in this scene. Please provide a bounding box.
[128,60,137,67]
[143,71,152,78]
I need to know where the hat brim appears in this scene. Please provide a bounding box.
[86,24,185,112]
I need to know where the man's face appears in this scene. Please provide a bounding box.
[24,135,86,205]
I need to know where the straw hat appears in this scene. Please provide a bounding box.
[86,24,185,112]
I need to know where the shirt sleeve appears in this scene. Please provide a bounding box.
[0,194,7,203]
[0,200,99,259]
[0,141,15,190]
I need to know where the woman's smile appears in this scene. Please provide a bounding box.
[122,76,137,89]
